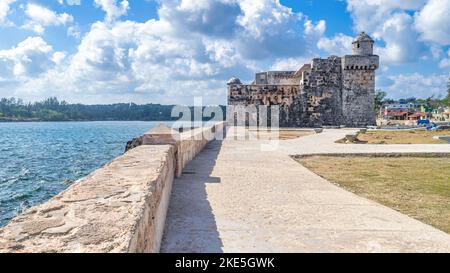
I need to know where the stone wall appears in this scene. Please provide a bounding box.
[228,57,345,128]
[342,55,378,127]
[0,122,225,253]
[299,57,343,127]
[228,84,300,107]
[255,71,299,85]
[228,55,378,128]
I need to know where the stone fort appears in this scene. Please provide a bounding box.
[227,32,379,127]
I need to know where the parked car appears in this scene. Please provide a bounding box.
[417,119,430,126]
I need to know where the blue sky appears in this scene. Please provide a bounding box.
[0,0,449,105]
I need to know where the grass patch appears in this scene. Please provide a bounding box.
[295,155,450,234]
[354,130,450,144]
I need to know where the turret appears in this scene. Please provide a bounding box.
[227,77,242,85]
[341,31,379,127]
[352,32,374,56]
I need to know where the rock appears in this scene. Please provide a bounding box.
[125,136,143,153]
[345,134,358,142]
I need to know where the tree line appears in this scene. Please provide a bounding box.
[0,97,226,122]
[374,78,450,112]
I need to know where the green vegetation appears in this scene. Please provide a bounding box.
[374,89,387,112]
[0,97,226,122]
[296,155,450,234]
[377,79,450,111]
[444,78,450,107]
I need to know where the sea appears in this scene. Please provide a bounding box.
[0,121,169,227]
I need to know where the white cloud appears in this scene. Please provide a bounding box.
[23,3,73,34]
[3,0,448,104]
[0,0,16,25]
[415,0,450,45]
[375,12,425,64]
[94,0,129,22]
[26,0,327,104]
[304,20,326,37]
[318,33,353,56]
[67,25,81,38]
[439,50,450,68]
[345,0,430,64]
[235,0,322,60]
[346,0,427,33]
[158,0,242,38]
[58,0,81,5]
[382,73,448,99]
[0,37,57,77]
[67,0,81,5]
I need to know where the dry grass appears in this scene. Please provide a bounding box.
[296,155,450,234]
[356,129,450,144]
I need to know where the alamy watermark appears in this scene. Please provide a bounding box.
[170,97,281,151]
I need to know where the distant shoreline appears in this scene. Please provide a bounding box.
[0,118,221,123]
[0,118,177,122]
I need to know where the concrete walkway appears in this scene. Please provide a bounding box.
[161,128,450,253]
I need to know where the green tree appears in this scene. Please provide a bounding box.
[444,78,450,106]
[374,89,387,112]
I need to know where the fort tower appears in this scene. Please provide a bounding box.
[342,32,379,127]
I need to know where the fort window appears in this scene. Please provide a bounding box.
[357,43,360,48]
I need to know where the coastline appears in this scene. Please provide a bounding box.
[0,118,179,123]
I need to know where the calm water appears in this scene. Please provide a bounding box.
[0,121,168,227]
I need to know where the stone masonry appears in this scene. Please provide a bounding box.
[228,32,379,128]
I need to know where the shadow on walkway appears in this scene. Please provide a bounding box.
[161,140,224,253]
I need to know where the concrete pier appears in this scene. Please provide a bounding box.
[161,128,450,253]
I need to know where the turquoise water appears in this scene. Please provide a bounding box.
[0,121,167,227]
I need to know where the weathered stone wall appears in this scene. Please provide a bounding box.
[0,122,225,253]
[228,56,378,127]
[255,71,299,85]
[299,57,343,127]
[228,57,345,128]
[342,55,378,127]
[228,84,300,107]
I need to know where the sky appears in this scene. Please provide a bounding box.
[0,0,449,105]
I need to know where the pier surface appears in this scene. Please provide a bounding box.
[161,128,450,253]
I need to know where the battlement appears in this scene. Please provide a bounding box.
[342,55,379,71]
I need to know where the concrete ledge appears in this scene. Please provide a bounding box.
[0,122,226,253]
